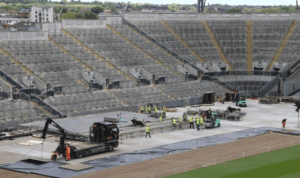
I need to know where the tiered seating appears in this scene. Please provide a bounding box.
[252,20,292,64]
[278,23,300,63]
[166,20,223,64]
[0,100,46,130]
[67,28,180,84]
[131,21,202,65]
[0,53,25,81]
[207,20,247,70]
[284,80,300,96]
[111,24,184,83]
[112,86,171,106]
[50,34,135,89]
[160,81,226,100]
[0,40,89,94]
[45,91,124,116]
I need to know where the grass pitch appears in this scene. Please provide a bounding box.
[166,144,300,178]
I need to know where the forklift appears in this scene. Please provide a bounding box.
[204,111,221,128]
[236,92,247,107]
[41,118,119,159]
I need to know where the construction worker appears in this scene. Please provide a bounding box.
[65,145,71,161]
[207,108,212,119]
[159,115,163,122]
[154,105,158,113]
[178,116,183,129]
[51,151,58,161]
[163,106,167,114]
[145,124,151,138]
[196,115,200,131]
[200,115,204,130]
[183,113,188,122]
[172,118,176,130]
[140,105,144,113]
[189,115,194,129]
[282,119,287,129]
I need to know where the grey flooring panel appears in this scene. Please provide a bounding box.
[1,127,293,178]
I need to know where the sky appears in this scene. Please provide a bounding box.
[75,0,297,5]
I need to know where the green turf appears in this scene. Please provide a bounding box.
[165,144,300,178]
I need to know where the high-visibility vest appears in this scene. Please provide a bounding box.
[155,108,158,113]
[184,115,187,119]
[163,107,166,113]
[178,117,182,122]
[66,146,70,154]
[140,106,144,111]
[189,117,193,123]
[159,116,163,122]
[195,116,199,119]
[200,117,203,124]
[173,119,176,124]
[146,126,150,133]
[196,118,200,125]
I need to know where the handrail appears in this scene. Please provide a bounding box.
[204,71,279,77]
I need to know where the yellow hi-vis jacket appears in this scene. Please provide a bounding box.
[146,126,150,133]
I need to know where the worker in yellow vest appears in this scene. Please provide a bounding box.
[154,105,158,113]
[145,124,151,138]
[172,118,176,130]
[200,115,204,130]
[189,115,194,129]
[163,106,167,114]
[196,116,200,131]
[178,116,183,129]
[159,115,163,122]
[140,105,144,113]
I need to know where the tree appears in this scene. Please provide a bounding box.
[91,5,104,14]
[84,12,98,19]
[227,8,241,13]
[110,6,118,12]
[168,3,180,12]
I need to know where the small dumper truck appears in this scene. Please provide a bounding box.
[204,111,221,128]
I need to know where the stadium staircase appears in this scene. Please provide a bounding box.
[61,29,136,82]
[246,21,253,71]
[266,20,297,71]
[160,21,205,63]
[202,21,233,71]
[107,24,185,79]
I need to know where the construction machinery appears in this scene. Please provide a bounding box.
[41,118,119,159]
[236,92,247,107]
[204,111,220,128]
[259,96,280,104]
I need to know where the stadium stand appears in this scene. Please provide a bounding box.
[165,20,223,65]
[207,20,247,70]
[252,20,293,66]
[131,21,203,65]
[278,22,300,64]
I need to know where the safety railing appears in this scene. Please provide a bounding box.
[138,139,300,178]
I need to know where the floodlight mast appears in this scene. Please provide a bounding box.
[197,0,205,13]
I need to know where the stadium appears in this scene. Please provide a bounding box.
[0,2,299,178]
